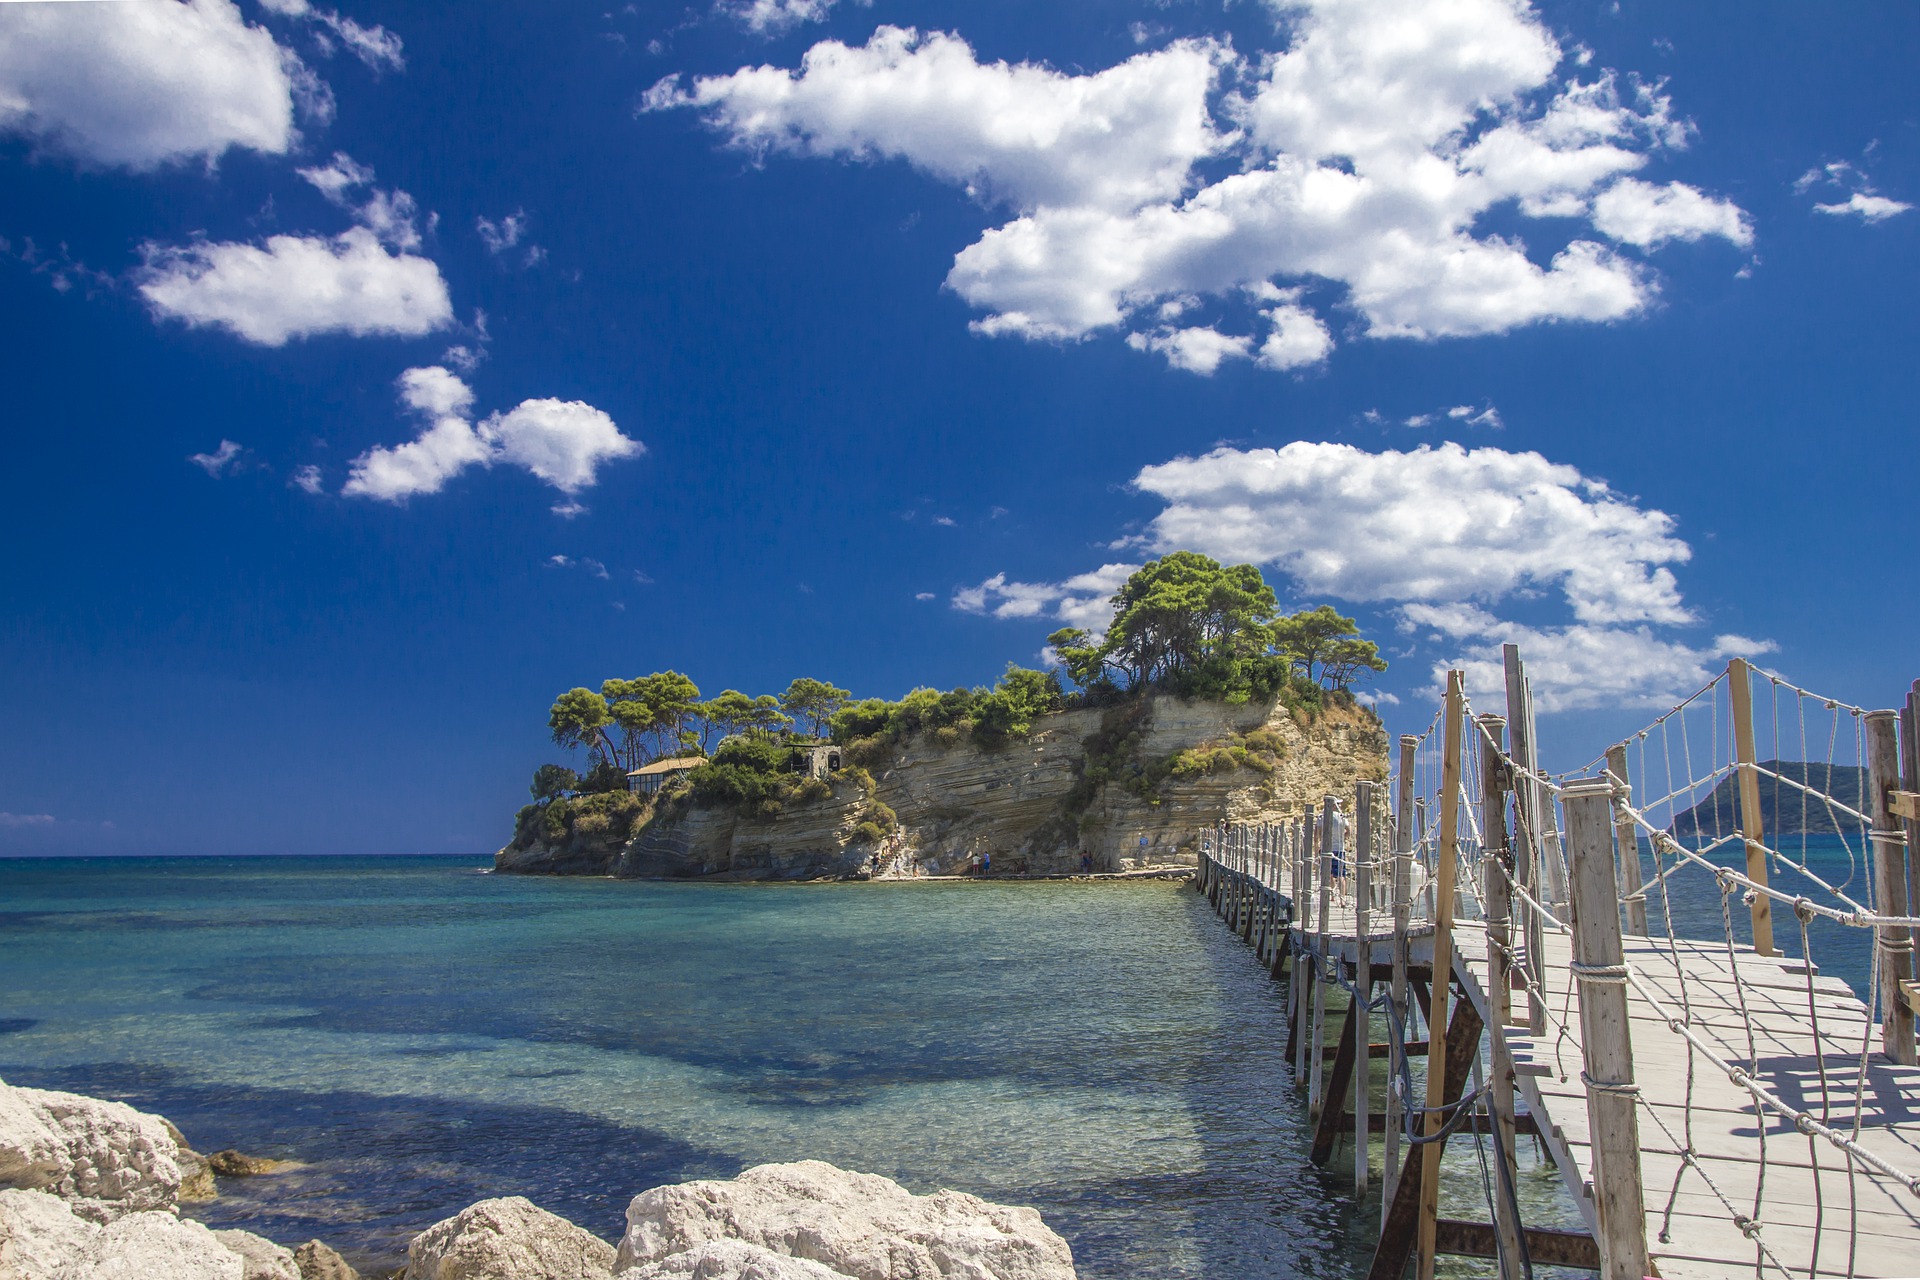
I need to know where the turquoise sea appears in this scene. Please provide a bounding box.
[5,848,1873,1276]
[0,858,1379,1278]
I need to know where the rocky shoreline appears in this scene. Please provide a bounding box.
[0,1076,1077,1280]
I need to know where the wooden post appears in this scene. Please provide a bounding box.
[1504,644,1551,1034]
[1727,657,1776,956]
[1477,715,1524,1279]
[1415,797,1432,920]
[1605,743,1648,937]
[1310,799,1332,1122]
[1902,681,1920,928]
[1417,671,1466,1280]
[1564,778,1650,1280]
[1867,711,1916,1065]
[1294,816,1313,1092]
[1523,668,1569,908]
[1354,779,1374,1196]
[1384,738,1415,1227]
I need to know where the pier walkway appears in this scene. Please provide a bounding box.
[1195,653,1920,1279]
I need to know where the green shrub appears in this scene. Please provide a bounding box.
[577,759,629,794]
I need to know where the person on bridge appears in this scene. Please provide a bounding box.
[1322,800,1350,904]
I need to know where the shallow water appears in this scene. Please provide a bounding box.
[0,858,1379,1277]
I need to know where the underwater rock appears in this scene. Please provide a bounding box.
[294,1238,364,1280]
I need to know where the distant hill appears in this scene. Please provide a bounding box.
[1670,760,1869,837]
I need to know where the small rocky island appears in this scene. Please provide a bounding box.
[498,554,1390,881]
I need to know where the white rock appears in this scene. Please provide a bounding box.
[86,1211,245,1280]
[0,1187,95,1280]
[615,1162,1075,1280]
[404,1195,616,1280]
[0,1188,242,1280]
[0,1077,182,1222]
[217,1227,302,1280]
[619,1239,854,1280]
[0,1089,67,1192]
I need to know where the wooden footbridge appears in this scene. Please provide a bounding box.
[1196,652,1920,1279]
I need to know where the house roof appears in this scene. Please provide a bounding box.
[626,756,707,777]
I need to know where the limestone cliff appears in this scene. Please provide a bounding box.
[496,692,1387,880]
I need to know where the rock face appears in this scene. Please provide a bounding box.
[404,1195,617,1280]
[294,1238,364,1280]
[162,1119,219,1203]
[216,1228,302,1280]
[500,692,1386,880]
[0,1189,245,1280]
[619,1239,855,1280]
[615,1161,1076,1280]
[0,1077,182,1223]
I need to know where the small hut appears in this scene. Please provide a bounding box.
[789,743,843,779]
[626,756,705,796]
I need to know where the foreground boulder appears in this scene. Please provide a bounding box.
[404,1195,617,1280]
[0,1188,244,1280]
[216,1228,302,1280]
[620,1239,855,1280]
[0,1078,181,1222]
[616,1162,1075,1280]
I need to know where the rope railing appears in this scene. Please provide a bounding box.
[1196,654,1916,1280]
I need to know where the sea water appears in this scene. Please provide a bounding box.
[1,842,1879,1277]
[0,858,1374,1277]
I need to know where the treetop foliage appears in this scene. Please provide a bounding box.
[1049,553,1384,706]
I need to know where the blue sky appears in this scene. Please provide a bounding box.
[0,0,1913,855]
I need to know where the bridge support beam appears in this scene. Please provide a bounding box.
[1365,989,1485,1280]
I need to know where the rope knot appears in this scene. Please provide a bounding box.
[1733,1215,1761,1239]
[1569,960,1631,985]
[1580,1069,1641,1098]
[1793,897,1817,923]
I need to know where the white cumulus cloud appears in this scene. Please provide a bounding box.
[952,562,1141,633]
[646,26,1231,216]
[718,0,860,36]
[1590,178,1751,248]
[343,367,642,503]
[189,440,247,476]
[298,153,424,249]
[1130,441,1691,625]
[259,0,404,72]
[137,227,452,346]
[959,437,1759,711]
[1126,326,1252,375]
[0,0,308,170]
[1402,602,1772,712]
[1797,159,1911,224]
[656,1,1747,369]
[1815,192,1912,223]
